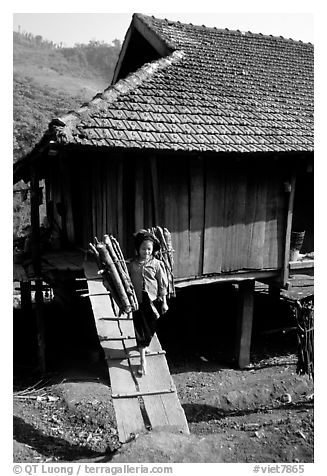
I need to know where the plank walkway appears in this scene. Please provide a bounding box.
[83,259,189,443]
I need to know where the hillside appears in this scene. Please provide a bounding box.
[13,31,121,162]
[13,31,121,237]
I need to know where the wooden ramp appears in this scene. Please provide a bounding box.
[83,260,189,443]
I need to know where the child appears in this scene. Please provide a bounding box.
[128,230,169,376]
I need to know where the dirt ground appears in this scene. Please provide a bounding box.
[13,354,313,464]
[13,282,314,463]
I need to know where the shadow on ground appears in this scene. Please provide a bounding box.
[13,416,107,461]
[182,400,313,424]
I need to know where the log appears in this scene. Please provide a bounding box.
[163,227,174,268]
[148,226,175,298]
[96,242,131,313]
[235,280,255,369]
[104,235,138,311]
[108,234,139,311]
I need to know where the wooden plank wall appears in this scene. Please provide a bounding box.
[136,156,287,278]
[203,160,225,274]
[161,157,190,278]
[54,152,123,250]
[63,152,288,278]
[189,158,205,276]
[243,171,267,270]
[82,154,121,246]
[46,159,64,237]
[59,158,75,243]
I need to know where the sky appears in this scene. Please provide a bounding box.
[12,11,314,46]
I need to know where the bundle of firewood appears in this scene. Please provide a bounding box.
[147,226,176,299]
[292,296,314,380]
[89,234,138,314]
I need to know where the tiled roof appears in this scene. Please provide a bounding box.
[50,13,314,153]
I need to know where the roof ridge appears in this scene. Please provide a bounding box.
[136,13,313,46]
[51,49,185,131]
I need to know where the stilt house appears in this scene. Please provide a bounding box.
[14,14,314,369]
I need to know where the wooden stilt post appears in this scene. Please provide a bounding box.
[268,284,280,301]
[20,281,32,313]
[34,278,45,373]
[235,280,255,369]
[281,174,296,286]
[30,165,46,374]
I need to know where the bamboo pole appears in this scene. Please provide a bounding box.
[112,387,176,399]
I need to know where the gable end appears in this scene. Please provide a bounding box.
[112,13,173,84]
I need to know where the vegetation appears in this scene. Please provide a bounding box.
[13,30,121,237]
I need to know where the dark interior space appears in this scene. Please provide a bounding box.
[157,283,297,371]
[13,281,298,380]
[292,168,314,253]
[115,27,162,82]
[13,274,107,382]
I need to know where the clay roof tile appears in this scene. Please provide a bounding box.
[49,14,313,154]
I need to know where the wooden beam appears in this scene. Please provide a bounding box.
[281,175,296,286]
[30,165,41,275]
[112,387,176,399]
[30,164,46,373]
[235,280,255,369]
[289,259,314,270]
[100,336,135,341]
[110,350,166,360]
[175,270,278,288]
